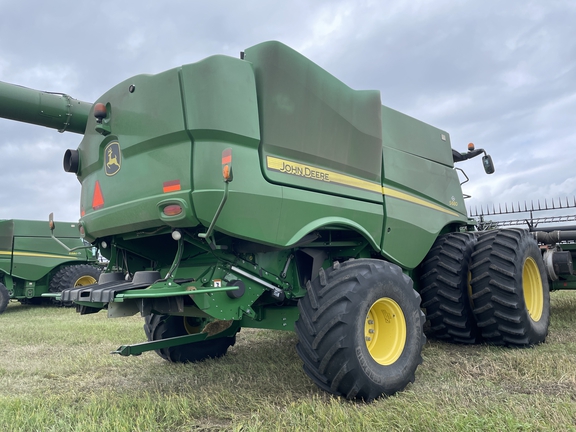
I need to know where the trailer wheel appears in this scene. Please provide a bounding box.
[470,229,550,346]
[419,232,481,344]
[49,264,101,306]
[0,283,9,314]
[143,314,239,363]
[295,259,425,401]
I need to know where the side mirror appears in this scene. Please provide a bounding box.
[48,212,55,231]
[482,155,495,174]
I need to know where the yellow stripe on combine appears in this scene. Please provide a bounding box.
[0,250,79,259]
[266,156,382,193]
[382,187,461,217]
[266,155,461,218]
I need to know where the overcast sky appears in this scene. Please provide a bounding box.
[1,0,575,225]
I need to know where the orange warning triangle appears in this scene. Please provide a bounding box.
[92,181,104,210]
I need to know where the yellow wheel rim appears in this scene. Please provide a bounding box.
[523,256,543,321]
[364,298,406,365]
[74,276,97,287]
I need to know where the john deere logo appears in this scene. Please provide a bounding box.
[105,141,121,176]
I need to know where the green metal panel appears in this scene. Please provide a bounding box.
[0,220,14,275]
[245,41,383,204]
[179,55,260,143]
[378,107,469,268]
[10,237,84,281]
[77,66,191,239]
[381,105,453,167]
[0,220,91,282]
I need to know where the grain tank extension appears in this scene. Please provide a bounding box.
[1,41,550,401]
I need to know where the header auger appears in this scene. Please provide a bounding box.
[2,41,557,402]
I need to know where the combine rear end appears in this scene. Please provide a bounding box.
[3,41,555,401]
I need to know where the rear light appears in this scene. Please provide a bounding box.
[163,204,183,216]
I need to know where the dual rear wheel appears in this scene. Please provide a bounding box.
[420,229,549,347]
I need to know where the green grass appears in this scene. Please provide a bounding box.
[1,292,576,431]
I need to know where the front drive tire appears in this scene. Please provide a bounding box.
[144,314,239,363]
[470,229,550,346]
[295,259,426,401]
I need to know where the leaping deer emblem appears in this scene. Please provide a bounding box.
[105,142,121,176]
[107,148,120,169]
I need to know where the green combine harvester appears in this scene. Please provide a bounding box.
[0,219,101,314]
[2,41,573,400]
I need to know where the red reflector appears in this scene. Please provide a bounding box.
[80,207,86,217]
[222,148,232,165]
[163,205,183,216]
[163,180,181,193]
[92,181,104,210]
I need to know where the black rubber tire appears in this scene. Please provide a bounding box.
[143,314,238,363]
[49,264,101,306]
[419,232,481,344]
[0,283,9,314]
[294,258,426,401]
[470,229,550,346]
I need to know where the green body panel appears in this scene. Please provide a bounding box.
[0,219,96,299]
[244,41,383,203]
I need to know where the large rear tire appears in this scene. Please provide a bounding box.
[294,259,426,401]
[470,229,550,346]
[49,264,101,306]
[0,283,9,314]
[144,314,239,363]
[419,232,480,344]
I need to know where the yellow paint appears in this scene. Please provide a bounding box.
[267,155,461,218]
[0,250,79,260]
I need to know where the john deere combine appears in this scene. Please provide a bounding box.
[0,41,562,400]
[0,219,100,314]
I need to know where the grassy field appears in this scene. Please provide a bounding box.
[1,292,576,431]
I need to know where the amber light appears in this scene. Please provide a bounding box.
[93,103,108,124]
[468,143,475,151]
[222,148,233,182]
[163,180,181,193]
[163,204,183,216]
